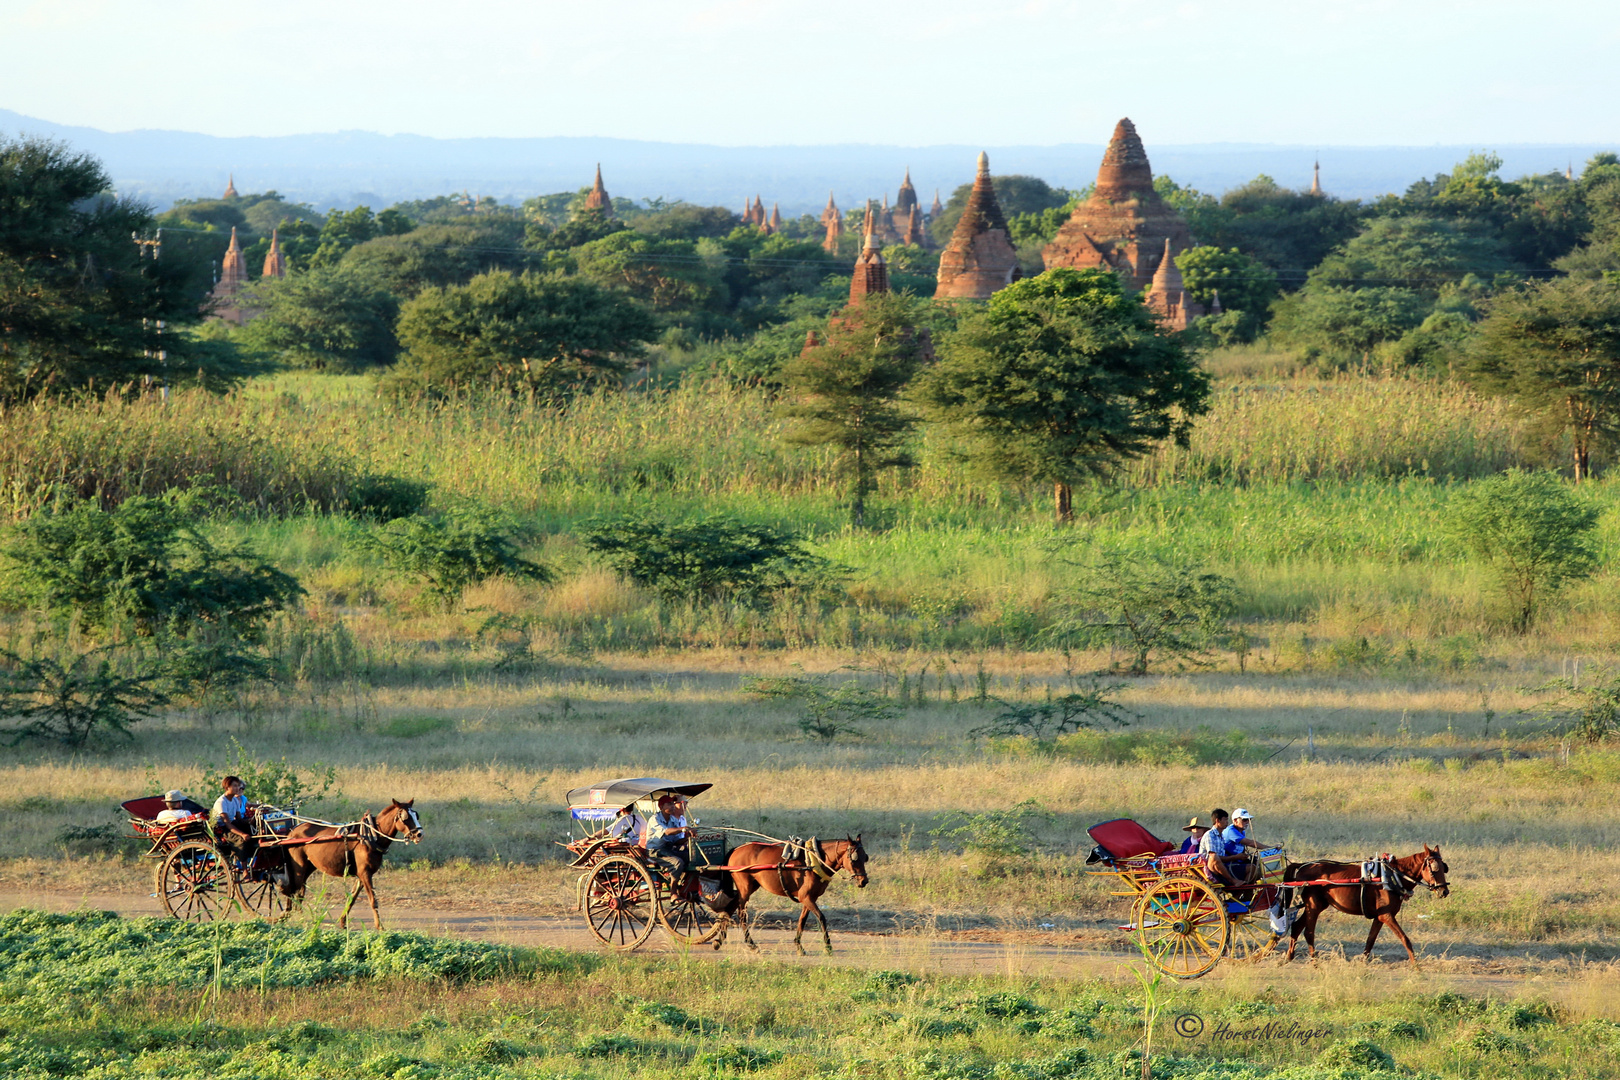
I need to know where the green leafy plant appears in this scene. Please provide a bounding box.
[930,800,1051,877]
[0,646,168,747]
[743,674,895,741]
[582,516,847,605]
[970,676,1136,740]
[1447,469,1599,632]
[1526,667,1620,743]
[360,507,551,610]
[1048,548,1237,675]
[197,736,339,811]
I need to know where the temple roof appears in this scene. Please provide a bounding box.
[584,165,613,215]
[1095,118,1154,200]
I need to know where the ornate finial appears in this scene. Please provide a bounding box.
[223,173,238,199]
[977,151,989,176]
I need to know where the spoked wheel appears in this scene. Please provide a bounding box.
[159,840,237,922]
[584,856,657,951]
[660,874,724,947]
[235,867,292,921]
[1135,877,1229,979]
[1226,911,1280,962]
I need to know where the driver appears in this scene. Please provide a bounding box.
[210,775,257,865]
[645,794,692,879]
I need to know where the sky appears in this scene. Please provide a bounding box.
[2,0,1618,148]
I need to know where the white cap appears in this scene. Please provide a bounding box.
[1233,808,1253,821]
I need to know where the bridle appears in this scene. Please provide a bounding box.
[833,839,869,888]
[358,805,423,846]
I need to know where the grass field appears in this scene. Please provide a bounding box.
[3,909,1619,1080]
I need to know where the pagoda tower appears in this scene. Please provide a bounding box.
[207,227,250,324]
[1309,160,1323,196]
[1142,239,1204,331]
[1041,118,1194,291]
[584,165,613,216]
[933,152,1021,301]
[821,192,843,252]
[262,228,287,279]
[848,209,889,305]
[223,173,238,199]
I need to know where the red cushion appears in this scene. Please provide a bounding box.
[1088,818,1176,860]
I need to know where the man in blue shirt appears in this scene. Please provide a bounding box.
[1221,810,1273,884]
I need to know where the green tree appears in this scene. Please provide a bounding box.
[1,136,240,396]
[1447,469,1599,632]
[1048,549,1238,676]
[777,293,928,526]
[385,270,659,398]
[1308,215,1514,300]
[341,221,531,298]
[916,268,1209,523]
[359,509,551,611]
[581,517,844,605]
[307,206,380,268]
[1167,174,1366,280]
[1270,285,1430,364]
[238,265,399,370]
[0,646,167,748]
[573,231,726,313]
[1175,246,1279,342]
[1465,277,1620,481]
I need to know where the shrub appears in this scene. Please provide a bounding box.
[581,516,846,605]
[196,736,338,812]
[969,676,1135,740]
[1047,548,1236,675]
[1447,469,1599,632]
[0,490,303,640]
[931,801,1052,877]
[693,1044,782,1072]
[359,508,551,610]
[1314,1038,1397,1071]
[743,674,895,741]
[0,646,168,747]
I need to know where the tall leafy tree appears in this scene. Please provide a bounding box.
[777,293,929,527]
[1465,277,1620,482]
[917,269,1209,523]
[1,135,241,396]
[384,270,659,398]
[238,265,400,371]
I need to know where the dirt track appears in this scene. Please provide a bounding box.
[2,885,1603,1000]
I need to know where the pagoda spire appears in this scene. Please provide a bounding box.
[769,203,782,232]
[1094,118,1154,200]
[262,227,287,279]
[849,205,889,304]
[223,173,238,199]
[1309,159,1322,196]
[934,151,1020,301]
[584,164,613,216]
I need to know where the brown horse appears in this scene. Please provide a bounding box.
[279,800,422,929]
[724,836,869,955]
[1281,845,1449,965]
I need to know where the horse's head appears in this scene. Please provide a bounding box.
[1416,844,1449,898]
[382,799,423,843]
[839,834,869,888]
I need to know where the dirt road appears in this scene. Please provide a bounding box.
[1,884,1597,1000]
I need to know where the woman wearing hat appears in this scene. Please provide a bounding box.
[1177,817,1208,856]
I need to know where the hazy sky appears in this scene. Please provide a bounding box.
[3,0,1616,147]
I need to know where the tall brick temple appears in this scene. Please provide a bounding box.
[933,152,1021,301]
[1041,118,1194,290]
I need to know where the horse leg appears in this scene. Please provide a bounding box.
[1363,911,1384,960]
[1382,913,1419,966]
[1301,902,1322,960]
[357,860,382,930]
[732,878,760,951]
[794,900,811,956]
[807,892,831,954]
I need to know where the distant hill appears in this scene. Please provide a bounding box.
[3,108,1610,215]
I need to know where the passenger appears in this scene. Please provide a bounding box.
[155,790,195,824]
[646,794,692,879]
[210,775,257,865]
[1221,809,1273,883]
[1198,808,1242,887]
[608,805,645,845]
[1177,817,1208,856]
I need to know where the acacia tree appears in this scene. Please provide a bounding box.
[1466,277,1620,482]
[776,293,929,527]
[916,269,1209,523]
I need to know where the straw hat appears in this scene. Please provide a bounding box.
[1181,817,1207,832]
[164,790,187,803]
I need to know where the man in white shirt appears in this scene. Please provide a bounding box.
[211,775,256,863]
[608,806,645,845]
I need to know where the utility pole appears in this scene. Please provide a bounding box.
[132,229,167,394]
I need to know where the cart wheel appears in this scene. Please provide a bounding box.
[1135,877,1229,979]
[235,869,291,921]
[660,875,724,947]
[159,841,237,922]
[584,856,657,951]
[1226,911,1280,962]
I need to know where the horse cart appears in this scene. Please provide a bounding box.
[563,777,734,951]
[124,795,334,923]
[1085,818,1287,979]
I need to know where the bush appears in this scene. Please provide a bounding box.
[0,646,168,747]
[743,674,895,741]
[1,490,303,640]
[1314,1038,1397,1071]
[1047,548,1236,675]
[582,516,846,605]
[930,801,1051,876]
[359,508,551,610]
[196,736,338,811]
[969,676,1135,740]
[1448,469,1599,632]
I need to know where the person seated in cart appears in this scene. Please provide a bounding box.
[645,794,693,879]
[1177,817,1209,855]
[210,775,258,864]
[155,790,198,825]
[1220,809,1275,883]
[608,804,645,845]
[1198,808,1246,887]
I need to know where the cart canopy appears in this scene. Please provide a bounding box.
[1087,818,1176,860]
[565,777,711,812]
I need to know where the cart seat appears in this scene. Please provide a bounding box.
[1154,852,1197,871]
[1087,818,1176,861]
